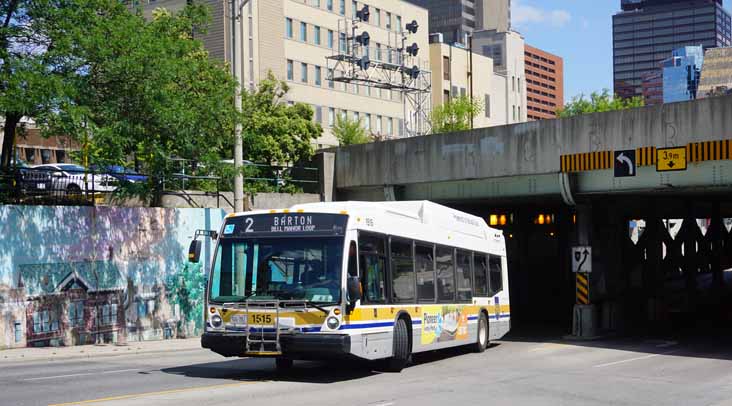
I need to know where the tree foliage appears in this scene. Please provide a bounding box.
[430,95,483,135]
[332,114,370,146]
[240,72,322,166]
[556,89,644,118]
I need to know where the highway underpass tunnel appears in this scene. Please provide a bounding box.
[454,196,732,336]
[451,203,577,330]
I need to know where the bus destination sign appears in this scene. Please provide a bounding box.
[221,213,348,237]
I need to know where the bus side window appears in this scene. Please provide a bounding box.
[456,250,472,302]
[489,255,503,295]
[435,246,455,302]
[348,241,358,277]
[390,239,416,302]
[358,234,387,303]
[473,254,489,297]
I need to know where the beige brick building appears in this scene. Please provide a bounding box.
[142,0,429,147]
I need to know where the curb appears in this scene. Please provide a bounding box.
[0,340,203,364]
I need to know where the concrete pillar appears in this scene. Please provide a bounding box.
[316,152,335,202]
[571,204,599,338]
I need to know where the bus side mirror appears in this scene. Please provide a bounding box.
[188,240,202,263]
[347,276,361,304]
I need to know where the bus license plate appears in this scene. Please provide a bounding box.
[249,314,274,325]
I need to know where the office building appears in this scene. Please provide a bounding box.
[641,70,664,105]
[140,0,429,147]
[698,46,732,97]
[524,45,563,120]
[613,0,731,99]
[404,0,510,44]
[429,35,511,129]
[662,45,704,103]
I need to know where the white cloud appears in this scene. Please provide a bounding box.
[513,1,572,29]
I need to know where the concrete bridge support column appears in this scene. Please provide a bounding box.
[572,204,599,338]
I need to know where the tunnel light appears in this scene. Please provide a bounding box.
[499,215,507,226]
[538,214,545,225]
[489,214,498,226]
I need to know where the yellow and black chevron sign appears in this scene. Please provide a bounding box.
[687,140,732,163]
[636,146,656,167]
[576,273,590,305]
[560,151,613,173]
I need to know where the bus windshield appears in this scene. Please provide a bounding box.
[209,237,344,304]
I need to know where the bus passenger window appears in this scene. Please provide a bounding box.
[489,255,503,295]
[436,247,455,302]
[359,234,387,303]
[455,250,472,301]
[473,254,489,297]
[348,241,358,277]
[390,239,415,302]
[415,244,435,302]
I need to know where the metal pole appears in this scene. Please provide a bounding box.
[468,34,474,130]
[232,0,251,213]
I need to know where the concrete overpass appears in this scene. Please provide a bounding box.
[323,95,732,336]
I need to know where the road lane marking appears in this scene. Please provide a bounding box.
[24,369,141,382]
[47,381,259,406]
[594,350,677,368]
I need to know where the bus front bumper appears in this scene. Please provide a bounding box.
[201,332,352,359]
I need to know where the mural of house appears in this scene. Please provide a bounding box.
[0,206,225,349]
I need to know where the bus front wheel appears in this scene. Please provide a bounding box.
[471,312,489,353]
[382,317,411,372]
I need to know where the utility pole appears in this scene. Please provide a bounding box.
[231,0,251,213]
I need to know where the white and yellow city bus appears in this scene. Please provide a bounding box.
[190,201,510,372]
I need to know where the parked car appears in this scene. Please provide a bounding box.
[34,164,117,193]
[105,165,148,183]
[8,159,53,195]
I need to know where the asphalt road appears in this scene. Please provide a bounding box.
[4,331,732,406]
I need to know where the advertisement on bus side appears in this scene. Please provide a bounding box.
[420,305,469,345]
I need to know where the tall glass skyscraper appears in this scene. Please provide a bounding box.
[662,45,705,103]
[613,0,731,99]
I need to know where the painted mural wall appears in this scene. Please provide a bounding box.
[0,206,225,349]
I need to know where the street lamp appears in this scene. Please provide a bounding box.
[231,0,251,213]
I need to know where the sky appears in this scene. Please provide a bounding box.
[513,0,732,102]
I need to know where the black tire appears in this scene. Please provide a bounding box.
[275,357,293,371]
[471,312,489,353]
[383,317,411,372]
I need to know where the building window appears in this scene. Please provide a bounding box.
[443,56,450,80]
[386,12,391,30]
[14,321,22,343]
[352,0,357,17]
[301,62,308,83]
[25,148,35,163]
[375,8,381,27]
[33,308,59,333]
[314,0,320,6]
[327,29,334,48]
[512,105,516,121]
[443,90,450,102]
[286,18,293,38]
[339,0,345,15]
[396,15,402,32]
[327,0,333,11]
[365,113,371,131]
[314,105,322,124]
[375,43,382,61]
[376,115,382,134]
[328,68,334,88]
[353,111,359,122]
[484,94,490,118]
[300,22,307,42]
[314,25,321,45]
[387,117,393,136]
[328,107,335,126]
[40,149,51,164]
[517,77,521,92]
[55,150,65,163]
[512,76,515,91]
[287,59,293,80]
[339,32,347,53]
[315,65,322,86]
[518,106,521,120]
[68,301,84,327]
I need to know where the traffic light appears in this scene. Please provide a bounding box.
[405,65,420,79]
[406,43,419,57]
[356,5,370,22]
[358,55,370,70]
[406,20,419,34]
[356,31,370,47]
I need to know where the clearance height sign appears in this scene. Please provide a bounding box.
[420,306,469,345]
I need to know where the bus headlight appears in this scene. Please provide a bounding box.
[211,314,223,328]
[326,316,340,330]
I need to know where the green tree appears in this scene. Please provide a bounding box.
[332,114,370,146]
[34,2,239,205]
[557,89,644,118]
[240,72,322,166]
[430,95,483,134]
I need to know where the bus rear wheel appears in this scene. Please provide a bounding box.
[471,312,489,353]
[382,317,411,372]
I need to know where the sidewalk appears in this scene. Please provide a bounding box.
[0,337,203,363]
